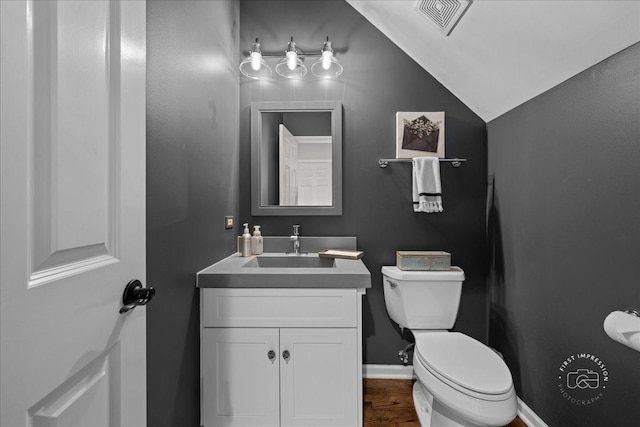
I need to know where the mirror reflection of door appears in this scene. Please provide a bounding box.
[279,125,332,206]
[279,124,298,205]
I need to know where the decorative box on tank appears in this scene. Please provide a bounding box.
[396,251,451,271]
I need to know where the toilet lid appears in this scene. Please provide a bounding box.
[415,332,512,395]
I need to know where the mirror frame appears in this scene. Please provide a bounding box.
[251,101,343,216]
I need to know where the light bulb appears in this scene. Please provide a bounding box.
[321,50,332,70]
[250,52,261,71]
[286,51,297,71]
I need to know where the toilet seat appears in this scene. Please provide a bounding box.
[414,332,513,400]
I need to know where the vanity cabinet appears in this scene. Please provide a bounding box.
[200,288,364,427]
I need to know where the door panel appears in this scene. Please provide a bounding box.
[29,346,119,427]
[0,1,146,426]
[37,0,111,252]
[30,0,120,286]
[298,161,332,206]
[280,328,358,427]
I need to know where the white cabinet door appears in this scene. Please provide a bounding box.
[280,328,358,427]
[1,1,146,426]
[202,328,280,427]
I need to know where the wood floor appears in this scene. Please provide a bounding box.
[363,379,527,427]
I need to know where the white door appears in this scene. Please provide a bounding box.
[278,124,298,206]
[280,328,358,427]
[202,328,280,427]
[0,1,147,426]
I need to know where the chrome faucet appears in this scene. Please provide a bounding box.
[289,224,302,255]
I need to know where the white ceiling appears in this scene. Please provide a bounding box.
[347,0,640,122]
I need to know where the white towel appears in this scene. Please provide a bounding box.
[412,157,443,213]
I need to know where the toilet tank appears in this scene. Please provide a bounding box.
[382,266,465,329]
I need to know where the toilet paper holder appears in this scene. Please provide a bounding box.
[604,308,640,353]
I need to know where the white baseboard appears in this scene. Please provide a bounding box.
[364,365,548,427]
[363,364,415,379]
[516,397,548,427]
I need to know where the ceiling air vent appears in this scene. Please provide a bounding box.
[414,0,472,36]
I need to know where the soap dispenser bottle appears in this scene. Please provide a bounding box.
[241,223,251,257]
[251,225,263,255]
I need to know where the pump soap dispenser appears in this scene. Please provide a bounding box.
[251,225,263,255]
[241,223,251,257]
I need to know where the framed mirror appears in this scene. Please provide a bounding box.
[251,101,342,216]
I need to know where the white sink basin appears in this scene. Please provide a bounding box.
[242,256,336,269]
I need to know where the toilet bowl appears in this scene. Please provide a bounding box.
[382,266,517,427]
[412,331,517,426]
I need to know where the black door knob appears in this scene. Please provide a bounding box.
[119,279,156,314]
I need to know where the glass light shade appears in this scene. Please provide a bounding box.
[276,52,307,79]
[311,38,343,78]
[239,39,272,79]
[311,52,343,78]
[275,39,307,78]
[275,57,307,78]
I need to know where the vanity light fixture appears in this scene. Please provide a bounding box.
[239,38,272,79]
[240,36,344,80]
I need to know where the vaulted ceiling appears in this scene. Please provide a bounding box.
[347,0,640,122]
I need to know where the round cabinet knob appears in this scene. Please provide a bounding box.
[282,350,290,361]
[267,350,276,360]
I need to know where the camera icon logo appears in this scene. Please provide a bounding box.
[566,369,600,389]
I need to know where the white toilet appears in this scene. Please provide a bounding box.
[382,266,517,427]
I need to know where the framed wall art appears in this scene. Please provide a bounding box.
[395,111,445,159]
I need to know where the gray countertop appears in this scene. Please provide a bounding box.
[197,237,371,288]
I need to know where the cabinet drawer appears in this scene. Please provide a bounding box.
[201,288,357,327]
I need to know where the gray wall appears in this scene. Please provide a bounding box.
[240,0,488,364]
[146,1,240,426]
[283,112,332,136]
[487,43,640,426]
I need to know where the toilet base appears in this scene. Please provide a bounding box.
[413,382,486,427]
